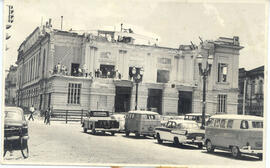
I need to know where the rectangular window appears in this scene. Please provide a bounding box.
[227,120,233,128]
[218,63,228,82]
[67,83,81,104]
[218,94,227,113]
[157,70,170,83]
[158,58,171,65]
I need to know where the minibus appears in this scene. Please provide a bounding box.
[125,110,161,138]
[205,114,263,159]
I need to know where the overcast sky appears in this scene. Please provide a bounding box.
[3,0,267,72]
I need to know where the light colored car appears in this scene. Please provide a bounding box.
[82,111,119,136]
[125,110,161,138]
[155,120,205,149]
[161,115,184,127]
[205,114,263,159]
[111,114,126,132]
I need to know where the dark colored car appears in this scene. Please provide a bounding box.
[4,106,29,158]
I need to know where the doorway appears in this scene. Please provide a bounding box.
[71,63,80,76]
[147,89,162,114]
[115,87,131,112]
[178,91,192,115]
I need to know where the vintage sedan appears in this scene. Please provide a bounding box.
[4,106,29,158]
[111,114,126,132]
[82,111,120,135]
[155,120,205,148]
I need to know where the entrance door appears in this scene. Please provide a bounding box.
[147,89,162,114]
[178,91,192,115]
[115,87,131,112]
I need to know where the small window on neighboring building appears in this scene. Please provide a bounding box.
[258,80,263,94]
[218,94,227,113]
[157,70,170,83]
[67,83,81,104]
[218,63,228,82]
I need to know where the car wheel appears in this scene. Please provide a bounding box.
[198,143,203,149]
[83,128,87,133]
[173,137,180,146]
[258,153,262,160]
[3,149,7,157]
[111,132,115,136]
[231,146,240,158]
[125,131,130,137]
[21,139,29,159]
[92,129,96,135]
[206,140,214,152]
[135,132,140,138]
[156,134,163,144]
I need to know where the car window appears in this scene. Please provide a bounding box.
[220,119,226,128]
[214,119,220,128]
[178,123,199,129]
[5,111,22,120]
[147,115,156,120]
[227,120,233,128]
[240,120,249,129]
[252,121,263,128]
[206,118,214,127]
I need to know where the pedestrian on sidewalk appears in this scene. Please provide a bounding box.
[28,105,35,121]
[44,109,48,124]
[46,107,52,125]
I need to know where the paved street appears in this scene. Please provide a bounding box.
[3,120,264,167]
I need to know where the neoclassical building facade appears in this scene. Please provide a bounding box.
[16,22,243,115]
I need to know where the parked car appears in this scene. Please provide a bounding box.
[205,114,263,159]
[184,113,211,127]
[155,120,205,149]
[4,106,29,158]
[111,114,126,132]
[125,110,161,138]
[161,115,184,127]
[82,111,120,135]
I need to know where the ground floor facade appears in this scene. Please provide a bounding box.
[17,75,238,115]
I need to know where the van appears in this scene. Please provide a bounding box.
[125,110,161,138]
[205,114,263,159]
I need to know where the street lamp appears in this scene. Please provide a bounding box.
[197,51,213,129]
[131,66,144,110]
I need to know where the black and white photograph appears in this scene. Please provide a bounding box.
[1,0,269,167]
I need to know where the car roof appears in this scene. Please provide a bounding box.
[168,120,197,124]
[210,114,263,121]
[5,106,24,113]
[128,110,159,115]
[185,113,211,116]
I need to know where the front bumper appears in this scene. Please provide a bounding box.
[240,146,262,154]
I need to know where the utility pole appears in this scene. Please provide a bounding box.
[242,78,247,115]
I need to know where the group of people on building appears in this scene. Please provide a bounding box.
[94,68,122,79]
[52,63,123,80]
[52,63,68,75]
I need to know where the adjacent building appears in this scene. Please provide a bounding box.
[238,66,264,116]
[5,65,17,105]
[16,20,243,115]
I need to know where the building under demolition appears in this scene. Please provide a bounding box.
[16,20,243,115]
